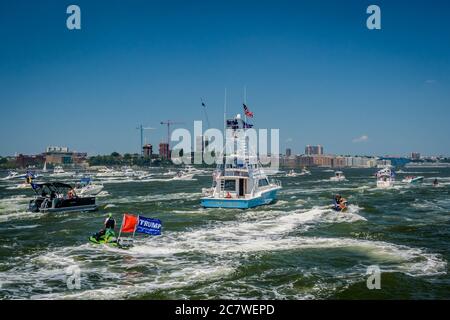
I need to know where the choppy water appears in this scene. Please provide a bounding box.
[0,168,449,299]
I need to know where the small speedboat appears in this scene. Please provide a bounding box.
[1,170,27,180]
[286,170,298,177]
[74,178,104,196]
[50,166,75,177]
[330,171,346,181]
[28,182,97,213]
[402,176,424,184]
[299,167,311,176]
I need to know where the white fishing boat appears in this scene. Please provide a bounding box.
[330,171,346,181]
[172,171,195,180]
[200,113,282,209]
[286,170,298,177]
[402,176,424,184]
[376,167,395,188]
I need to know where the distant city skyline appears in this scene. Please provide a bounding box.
[1,0,450,156]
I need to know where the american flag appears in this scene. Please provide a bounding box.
[243,103,253,118]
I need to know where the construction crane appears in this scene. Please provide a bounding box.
[136,125,155,155]
[160,120,185,149]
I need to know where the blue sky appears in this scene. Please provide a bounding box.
[1,0,449,156]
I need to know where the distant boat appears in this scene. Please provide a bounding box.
[330,171,346,182]
[42,161,48,173]
[286,170,298,177]
[96,167,124,177]
[402,176,424,184]
[172,171,195,180]
[299,167,311,176]
[51,166,75,177]
[376,167,395,188]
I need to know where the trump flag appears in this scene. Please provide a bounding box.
[136,216,162,235]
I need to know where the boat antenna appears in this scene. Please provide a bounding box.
[223,88,227,160]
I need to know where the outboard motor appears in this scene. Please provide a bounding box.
[28,200,39,213]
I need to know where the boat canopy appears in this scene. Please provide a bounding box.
[31,182,74,194]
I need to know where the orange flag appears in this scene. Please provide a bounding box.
[121,213,138,233]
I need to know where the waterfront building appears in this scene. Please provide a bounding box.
[143,144,153,158]
[285,148,292,157]
[159,142,170,160]
[411,152,421,160]
[305,145,323,155]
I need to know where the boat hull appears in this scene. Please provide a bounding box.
[201,188,280,209]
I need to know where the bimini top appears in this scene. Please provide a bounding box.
[31,182,74,194]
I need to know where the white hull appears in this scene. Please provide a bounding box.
[172,173,195,180]
[74,184,104,196]
[330,177,346,182]
[377,180,394,188]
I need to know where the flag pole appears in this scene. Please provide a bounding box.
[223,88,227,161]
[117,214,125,243]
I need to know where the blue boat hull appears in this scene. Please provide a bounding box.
[201,188,280,209]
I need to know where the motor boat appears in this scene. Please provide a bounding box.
[74,177,104,196]
[122,167,139,177]
[96,167,124,177]
[402,176,424,184]
[376,167,395,188]
[200,113,282,209]
[162,170,177,176]
[299,167,311,176]
[1,170,25,180]
[172,171,195,180]
[50,166,75,177]
[28,182,97,213]
[330,171,346,181]
[184,165,207,175]
[286,170,298,177]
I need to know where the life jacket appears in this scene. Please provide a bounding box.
[105,218,115,229]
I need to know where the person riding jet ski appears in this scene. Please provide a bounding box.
[90,213,116,244]
[332,194,348,212]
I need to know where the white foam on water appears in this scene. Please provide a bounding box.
[112,192,201,204]
[0,195,45,222]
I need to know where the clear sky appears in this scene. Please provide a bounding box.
[1,0,449,156]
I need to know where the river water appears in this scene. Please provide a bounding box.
[0,167,448,299]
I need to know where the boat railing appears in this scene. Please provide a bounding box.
[270,179,282,187]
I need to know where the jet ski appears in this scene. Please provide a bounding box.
[89,229,118,246]
[332,197,348,212]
